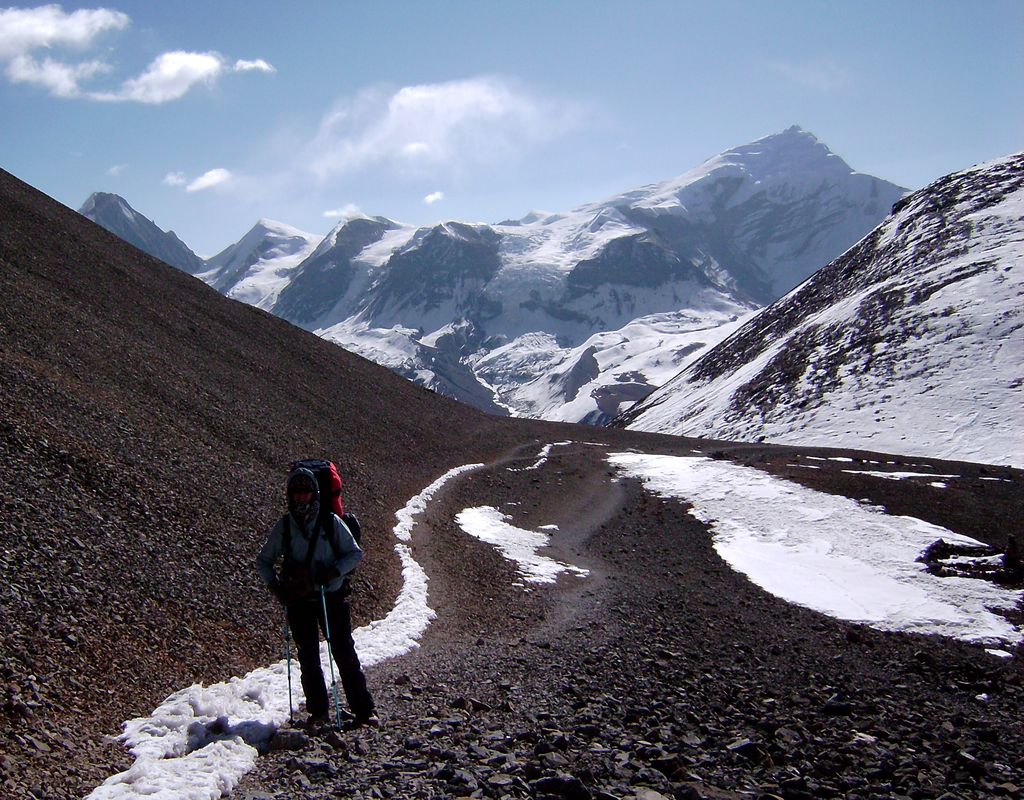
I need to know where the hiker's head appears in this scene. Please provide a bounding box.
[287,468,319,517]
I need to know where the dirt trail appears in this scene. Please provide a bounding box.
[237,441,1024,800]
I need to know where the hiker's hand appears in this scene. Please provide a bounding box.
[268,579,288,605]
[315,564,341,586]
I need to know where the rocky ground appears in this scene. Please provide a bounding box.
[2,166,1022,800]
[233,442,1024,800]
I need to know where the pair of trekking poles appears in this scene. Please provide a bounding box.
[283,585,343,729]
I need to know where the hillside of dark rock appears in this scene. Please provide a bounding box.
[1,167,1021,800]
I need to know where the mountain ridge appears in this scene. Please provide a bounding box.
[78,191,205,274]
[617,152,1024,468]
[3,164,1022,800]
[78,128,906,423]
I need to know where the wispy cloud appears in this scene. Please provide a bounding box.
[304,76,586,181]
[185,168,233,192]
[423,191,444,205]
[234,58,275,74]
[323,204,364,219]
[107,163,127,176]
[767,58,850,92]
[163,171,187,187]
[90,50,223,103]
[0,4,272,102]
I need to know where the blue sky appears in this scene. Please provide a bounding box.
[2,1,1021,255]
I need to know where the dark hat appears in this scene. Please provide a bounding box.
[287,467,319,496]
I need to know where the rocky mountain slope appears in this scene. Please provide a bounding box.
[617,153,1024,468]
[2,166,1022,800]
[199,219,322,309]
[79,128,906,423]
[0,165,565,798]
[78,191,205,274]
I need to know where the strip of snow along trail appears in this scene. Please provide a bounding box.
[456,506,589,585]
[609,453,1023,649]
[87,463,483,800]
[507,441,574,472]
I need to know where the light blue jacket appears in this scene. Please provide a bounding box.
[257,512,362,594]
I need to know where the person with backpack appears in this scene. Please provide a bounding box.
[257,465,378,729]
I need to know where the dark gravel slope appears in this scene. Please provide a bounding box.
[237,442,1023,800]
[2,168,1021,800]
[0,167,568,796]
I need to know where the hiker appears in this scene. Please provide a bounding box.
[257,466,377,728]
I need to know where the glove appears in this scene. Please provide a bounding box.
[314,564,341,586]
[268,579,289,606]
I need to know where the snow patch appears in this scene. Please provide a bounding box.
[609,453,1023,647]
[456,506,589,585]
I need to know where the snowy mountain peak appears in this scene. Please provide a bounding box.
[78,192,205,274]
[199,219,322,309]
[618,151,1024,467]
[79,191,138,223]
[266,127,907,421]
[714,124,855,183]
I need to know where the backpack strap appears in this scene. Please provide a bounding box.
[281,514,292,560]
[303,519,322,571]
[318,513,344,560]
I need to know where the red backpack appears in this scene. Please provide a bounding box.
[288,459,361,544]
[291,458,344,517]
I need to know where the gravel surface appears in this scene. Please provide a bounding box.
[2,168,1022,800]
[235,443,1024,800]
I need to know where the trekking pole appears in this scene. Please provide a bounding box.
[319,585,343,730]
[283,619,294,724]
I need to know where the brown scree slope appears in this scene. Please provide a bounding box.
[1,166,1022,799]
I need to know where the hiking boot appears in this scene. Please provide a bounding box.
[343,713,380,731]
[298,711,330,730]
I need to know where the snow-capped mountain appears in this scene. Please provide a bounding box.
[617,153,1024,468]
[199,219,322,310]
[267,127,905,421]
[78,128,906,423]
[78,192,205,274]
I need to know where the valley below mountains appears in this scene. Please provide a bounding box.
[2,150,1023,800]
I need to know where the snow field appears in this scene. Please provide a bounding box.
[609,453,1023,648]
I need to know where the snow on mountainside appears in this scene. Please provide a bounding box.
[273,127,905,421]
[618,153,1024,467]
[199,220,322,310]
[77,128,906,423]
[78,192,205,274]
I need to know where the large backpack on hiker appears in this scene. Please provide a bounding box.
[290,458,362,543]
[279,459,362,600]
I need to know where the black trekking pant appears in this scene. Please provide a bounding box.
[286,590,374,719]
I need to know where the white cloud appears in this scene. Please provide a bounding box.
[0,4,123,97]
[5,52,107,97]
[0,5,129,60]
[323,204,364,219]
[234,58,275,74]
[90,51,224,104]
[305,76,586,180]
[423,191,444,205]
[186,168,232,192]
[163,171,187,187]
[0,5,273,102]
[107,163,127,176]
